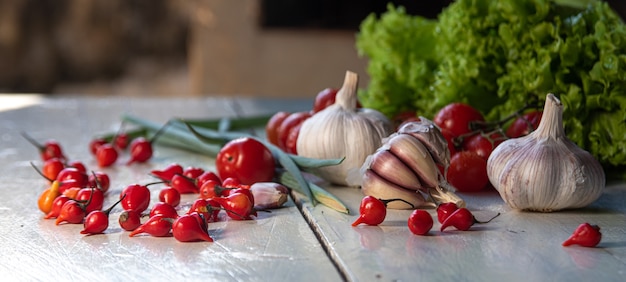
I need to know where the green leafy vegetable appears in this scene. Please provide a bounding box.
[357,0,626,176]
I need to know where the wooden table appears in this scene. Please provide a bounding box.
[1,94,625,281]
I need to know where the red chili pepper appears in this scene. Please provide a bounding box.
[150,163,183,182]
[562,223,602,248]
[172,212,214,242]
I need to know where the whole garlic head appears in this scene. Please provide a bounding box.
[487,93,605,212]
[296,71,393,186]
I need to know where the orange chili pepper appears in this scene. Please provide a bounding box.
[38,180,61,214]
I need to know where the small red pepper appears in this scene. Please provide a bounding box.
[562,223,602,248]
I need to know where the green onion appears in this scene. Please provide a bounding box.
[277,171,349,214]
[122,114,348,212]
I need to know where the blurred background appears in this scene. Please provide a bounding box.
[0,0,450,98]
[0,0,622,98]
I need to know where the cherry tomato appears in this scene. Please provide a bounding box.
[216,137,275,185]
[506,110,543,138]
[434,103,485,137]
[312,88,338,113]
[265,111,290,146]
[408,209,433,235]
[276,111,311,150]
[284,123,302,154]
[446,151,489,192]
[462,132,506,160]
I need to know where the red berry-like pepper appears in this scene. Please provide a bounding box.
[351,196,415,227]
[408,209,433,236]
[562,223,602,248]
[440,208,499,232]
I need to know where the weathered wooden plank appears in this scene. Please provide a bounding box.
[0,94,341,281]
[295,177,626,281]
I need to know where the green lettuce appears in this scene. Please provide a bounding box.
[356,0,626,177]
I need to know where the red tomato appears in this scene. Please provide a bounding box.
[276,111,311,150]
[441,128,458,156]
[284,123,302,154]
[446,151,489,192]
[215,137,275,185]
[462,132,506,160]
[434,103,485,137]
[312,88,338,113]
[506,111,543,138]
[265,111,290,146]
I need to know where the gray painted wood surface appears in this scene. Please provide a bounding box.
[0,94,624,281]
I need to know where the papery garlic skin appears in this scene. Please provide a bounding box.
[297,71,393,186]
[359,120,465,209]
[487,94,605,212]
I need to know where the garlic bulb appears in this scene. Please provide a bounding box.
[487,93,605,212]
[359,118,464,209]
[296,71,393,186]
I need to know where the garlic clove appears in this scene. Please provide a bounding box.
[387,133,439,188]
[368,149,424,191]
[487,93,605,212]
[361,170,433,209]
[250,182,289,210]
[397,117,451,169]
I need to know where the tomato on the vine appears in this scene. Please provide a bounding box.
[462,132,505,160]
[446,151,489,192]
[312,88,338,113]
[215,137,275,185]
[265,111,290,146]
[276,111,311,150]
[506,110,543,138]
[434,103,485,137]
[284,123,302,154]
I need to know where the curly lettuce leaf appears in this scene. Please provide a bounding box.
[356,0,626,176]
[356,4,439,117]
